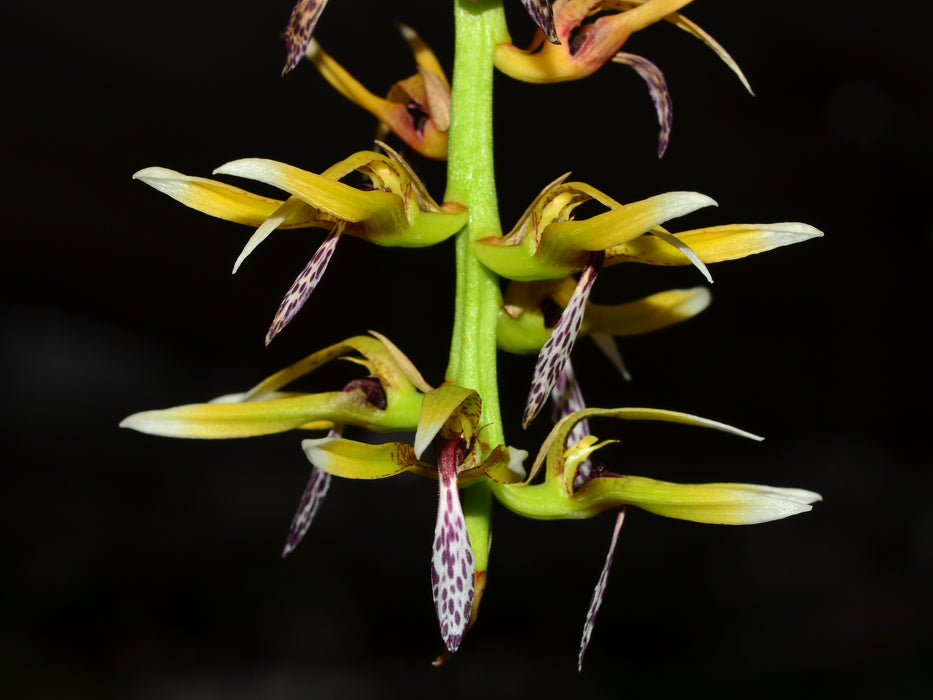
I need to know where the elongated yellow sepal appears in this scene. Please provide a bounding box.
[119,391,391,438]
[608,222,824,266]
[132,167,321,228]
[120,334,427,438]
[214,158,400,225]
[579,286,712,336]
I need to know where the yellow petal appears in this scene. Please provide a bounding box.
[414,385,482,459]
[214,158,401,225]
[609,222,823,265]
[545,192,716,257]
[397,22,448,87]
[302,436,434,479]
[119,392,363,438]
[133,167,318,228]
[579,287,712,337]
[306,39,398,123]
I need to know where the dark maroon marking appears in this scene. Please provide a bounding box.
[342,377,387,409]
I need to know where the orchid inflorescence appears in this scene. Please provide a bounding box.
[122,0,822,668]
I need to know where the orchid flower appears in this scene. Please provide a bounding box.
[497,0,752,155]
[477,174,823,425]
[492,406,821,666]
[121,331,433,556]
[134,146,468,343]
[305,24,450,160]
[303,382,526,654]
[119,333,427,439]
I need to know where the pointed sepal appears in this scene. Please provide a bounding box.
[282,465,331,557]
[120,335,426,438]
[607,222,824,266]
[283,0,331,75]
[266,222,343,344]
[132,167,320,228]
[578,508,626,671]
[524,253,604,427]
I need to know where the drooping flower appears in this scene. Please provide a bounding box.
[134,145,468,343]
[490,406,821,667]
[497,0,753,155]
[119,333,427,439]
[120,331,438,556]
[302,382,527,653]
[498,277,711,357]
[477,175,822,425]
[305,24,450,160]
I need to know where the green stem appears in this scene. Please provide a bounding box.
[444,0,509,574]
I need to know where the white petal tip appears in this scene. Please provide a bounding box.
[132,166,180,183]
[118,411,174,437]
[212,159,259,178]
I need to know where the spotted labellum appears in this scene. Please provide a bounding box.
[432,434,476,652]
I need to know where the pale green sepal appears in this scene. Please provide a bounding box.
[119,391,406,439]
[393,208,469,248]
[575,477,822,524]
[496,305,551,354]
[302,436,435,479]
[413,384,482,459]
[475,235,580,281]
[493,476,821,523]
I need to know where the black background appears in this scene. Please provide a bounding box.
[4,1,931,697]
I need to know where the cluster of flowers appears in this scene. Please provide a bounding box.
[123,0,821,667]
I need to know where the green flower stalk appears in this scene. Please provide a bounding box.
[122,0,823,667]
